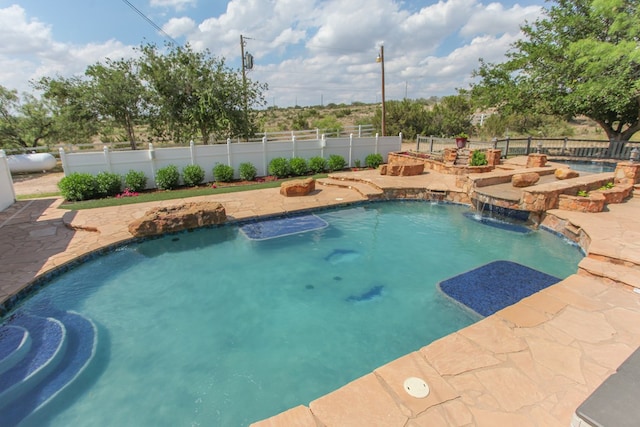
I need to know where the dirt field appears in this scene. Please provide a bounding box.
[11,172,64,196]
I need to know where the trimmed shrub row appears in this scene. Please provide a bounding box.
[59,169,149,201]
[58,153,383,201]
[267,153,374,178]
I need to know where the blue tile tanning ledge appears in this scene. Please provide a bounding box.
[438,260,560,317]
[240,214,328,240]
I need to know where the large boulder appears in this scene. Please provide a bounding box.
[555,168,580,180]
[128,202,226,237]
[280,177,315,196]
[512,172,540,187]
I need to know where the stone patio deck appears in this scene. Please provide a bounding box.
[2,167,640,426]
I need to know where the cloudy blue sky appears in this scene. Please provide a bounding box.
[0,0,544,107]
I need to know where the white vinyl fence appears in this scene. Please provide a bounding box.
[0,150,16,211]
[59,134,402,189]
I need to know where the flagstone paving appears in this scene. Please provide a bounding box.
[2,169,640,426]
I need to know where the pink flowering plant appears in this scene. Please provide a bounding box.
[116,188,139,198]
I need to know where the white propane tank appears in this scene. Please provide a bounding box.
[7,153,57,173]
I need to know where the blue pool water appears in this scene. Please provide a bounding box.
[1,202,584,426]
[554,160,616,174]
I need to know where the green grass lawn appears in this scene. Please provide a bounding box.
[57,175,328,210]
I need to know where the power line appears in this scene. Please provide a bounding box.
[120,0,179,45]
[249,36,372,55]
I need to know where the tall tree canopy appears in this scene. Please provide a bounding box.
[30,42,266,149]
[86,58,147,150]
[0,85,56,149]
[373,96,473,139]
[138,42,267,144]
[35,76,102,146]
[471,0,640,141]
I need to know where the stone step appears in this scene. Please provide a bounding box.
[578,257,640,289]
[6,310,98,426]
[317,178,384,199]
[0,325,31,376]
[0,314,67,408]
[455,155,469,166]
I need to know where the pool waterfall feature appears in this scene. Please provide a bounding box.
[384,151,640,227]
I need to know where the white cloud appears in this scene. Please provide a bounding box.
[0,0,544,106]
[307,0,404,52]
[0,5,135,93]
[461,3,542,38]
[0,5,55,55]
[150,0,197,11]
[163,17,197,38]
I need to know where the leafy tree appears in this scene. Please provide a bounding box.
[85,58,147,150]
[138,42,267,144]
[36,76,99,145]
[381,99,430,139]
[313,115,342,134]
[291,112,309,130]
[471,0,640,142]
[429,95,473,137]
[0,85,56,149]
[375,96,472,139]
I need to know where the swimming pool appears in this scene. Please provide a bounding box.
[0,201,583,426]
[553,160,616,174]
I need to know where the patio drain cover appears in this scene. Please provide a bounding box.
[438,260,560,317]
[240,214,328,240]
[404,377,430,398]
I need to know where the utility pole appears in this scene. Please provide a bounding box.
[240,35,253,139]
[376,45,386,136]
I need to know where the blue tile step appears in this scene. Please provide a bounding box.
[0,314,67,407]
[4,311,98,427]
[0,325,31,376]
[438,260,561,317]
[240,214,328,240]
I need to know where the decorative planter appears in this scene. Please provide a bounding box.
[455,137,468,149]
[558,193,605,213]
